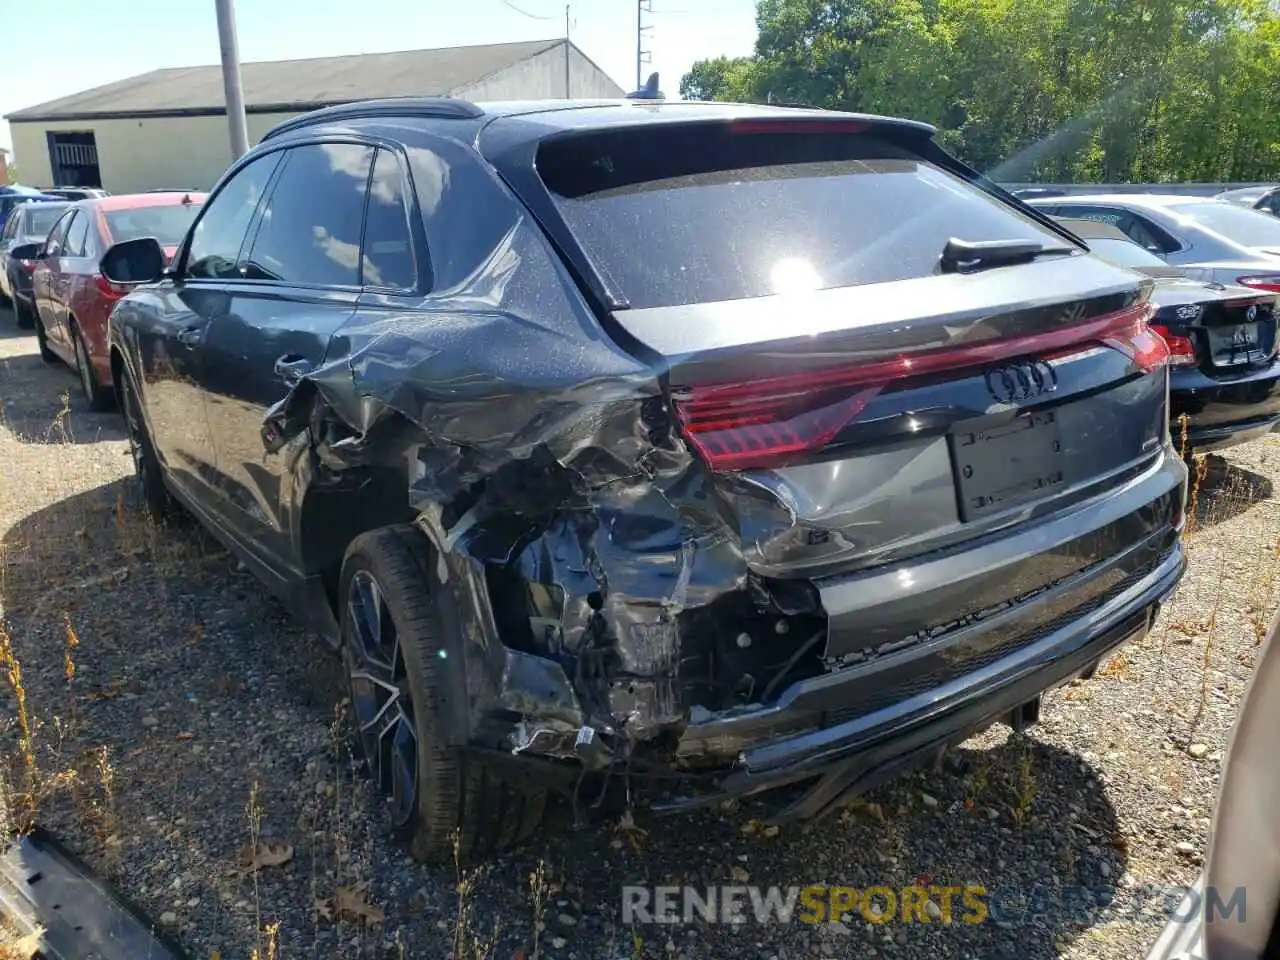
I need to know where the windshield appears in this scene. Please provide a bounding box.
[1168,201,1280,247]
[105,203,203,246]
[21,204,70,238]
[1086,236,1167,268]
[540,125,1065,309]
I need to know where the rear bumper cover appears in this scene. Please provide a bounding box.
[661,452,1187,815]
[662,541,1182,812]
[1170,361,1280,450]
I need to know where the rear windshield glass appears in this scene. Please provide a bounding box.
[106,203,204,246]
[22,204,69,237]
[1086,236,1166,268]
[1168,202,1280,247]
[538,124,1064,309]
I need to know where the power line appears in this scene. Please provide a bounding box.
[500,0,557,20]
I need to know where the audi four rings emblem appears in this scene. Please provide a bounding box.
[985,360,1058,403]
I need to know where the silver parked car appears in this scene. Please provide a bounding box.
[1028,194,1280,294]
[1145,604,1280,960]
[1215,184,1280,217]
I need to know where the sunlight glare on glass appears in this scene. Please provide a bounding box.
[770,257,822,294]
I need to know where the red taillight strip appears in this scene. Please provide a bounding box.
[1236,276,1280,293]
[674,301,1161,472]
[679,302,1156,408]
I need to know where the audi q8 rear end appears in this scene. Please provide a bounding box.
[474,103,1188,821]
[198,99,1188,858]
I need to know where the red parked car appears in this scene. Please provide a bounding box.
[26,192,206,409]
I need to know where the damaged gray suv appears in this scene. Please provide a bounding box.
[101,96,1188,863]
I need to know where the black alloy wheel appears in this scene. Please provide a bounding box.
[346,567,420,829]
[119,373,174,521]
[338,526,547,863]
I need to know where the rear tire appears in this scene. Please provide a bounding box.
[339,525,546,864]
[119,372,176,522]
[33,315,56,363]
[13,298,34,330]
[71,325,113,412]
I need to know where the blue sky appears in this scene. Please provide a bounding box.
[0,0,758,157]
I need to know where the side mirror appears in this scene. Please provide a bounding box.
[9,242,42,261]
[101,237,166,286]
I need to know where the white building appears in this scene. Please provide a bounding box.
[5,39,623,194]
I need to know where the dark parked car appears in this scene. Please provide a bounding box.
[0,185,63,234]
[0,198,70,323]
[103,97,1189,863]
[1061,217,1280,452]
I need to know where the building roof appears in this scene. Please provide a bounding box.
[5,39,566,123]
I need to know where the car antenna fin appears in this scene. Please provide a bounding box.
[625,72,664,101]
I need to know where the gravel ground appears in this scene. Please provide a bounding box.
[0,308,1275,960]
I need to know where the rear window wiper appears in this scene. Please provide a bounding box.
[939,237,1076,274]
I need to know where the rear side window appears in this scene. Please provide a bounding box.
[538,124,1065,309]
[41,211,74,257]
[63,211,89,256]
[24,204,68,240]
[1086,237,1166,269]
[245,143,372,286]
[1055,205,1177,253]
[361,148,417,290]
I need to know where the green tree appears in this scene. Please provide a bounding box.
[679,56,759,101]
[679,0,1280,182]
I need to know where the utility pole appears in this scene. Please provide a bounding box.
[564,4,571,98]
[215,0,250,160]
[636,0,653,90]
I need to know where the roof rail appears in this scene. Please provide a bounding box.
[261,97,485,141]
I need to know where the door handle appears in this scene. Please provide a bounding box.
[274,354,314,386]
[176,325,204,347]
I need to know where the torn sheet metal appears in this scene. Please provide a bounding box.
[262,215,667,504]
[258,205,816,767]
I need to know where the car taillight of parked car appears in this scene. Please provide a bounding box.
[673,302,1164,471]
[1236,274,1280,293]
[94,274,131,299]
[1149,324,1198,367]
[18,259,36,273]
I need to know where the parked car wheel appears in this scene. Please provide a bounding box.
[33,316,56,364]
[339,526,547,863]
[71,325,113,412]
[13,298,35,330]
[119,372,176,522]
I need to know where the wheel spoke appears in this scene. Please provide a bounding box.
[357,684,401,735]
[343,568,418,827]
[389,713,417,821]
[347,573,394,677]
